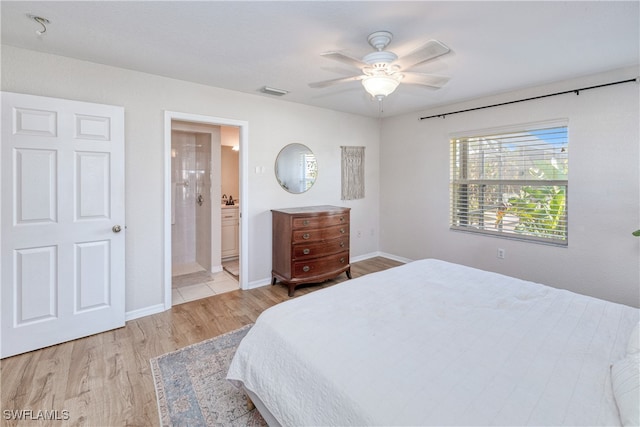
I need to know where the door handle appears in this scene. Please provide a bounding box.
[112,225,122,233]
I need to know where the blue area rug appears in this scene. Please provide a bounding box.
[150,324,266,426]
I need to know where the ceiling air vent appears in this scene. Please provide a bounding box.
[260,86,289,96]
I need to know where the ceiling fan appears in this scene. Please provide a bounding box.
[309,31,451,101]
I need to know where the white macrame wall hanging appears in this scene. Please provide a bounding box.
[341,146,365,200]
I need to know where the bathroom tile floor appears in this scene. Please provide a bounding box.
[222,258,239,278]
[172,263,239,305]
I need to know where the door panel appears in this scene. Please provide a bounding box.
[1,92,125,358]
[75,114,110,140]
[15,245,57,324]
[15,148,57,223]
[76,151,110,219]
[75,240,110,312]
[14,107,57,137]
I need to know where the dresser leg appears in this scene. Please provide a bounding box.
[346,268,352,279]
[288,284,295,297]
[271,276,277,285]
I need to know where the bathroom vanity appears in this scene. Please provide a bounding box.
[221,205,239,259]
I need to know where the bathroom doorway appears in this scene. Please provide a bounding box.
[163,112,249,309]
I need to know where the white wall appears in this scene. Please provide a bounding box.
[380,67,640,307]
[4,45,635,311]
[1,46,381,315]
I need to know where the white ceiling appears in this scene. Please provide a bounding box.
[1,1,638,118]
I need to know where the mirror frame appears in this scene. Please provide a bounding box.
[275,143,318,194]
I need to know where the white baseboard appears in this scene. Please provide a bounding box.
[240,252,413,294]
[374,251,413,264]
[126,253,413,321]
[245,277,272,290]
[125,303,165,322]
[350,251,379,263]
[351,251,413,264]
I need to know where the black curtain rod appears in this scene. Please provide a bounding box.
[419,77,639,121]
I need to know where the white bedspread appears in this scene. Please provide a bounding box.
[227,259,639,426]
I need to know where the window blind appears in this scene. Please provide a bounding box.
[450,125,568,245]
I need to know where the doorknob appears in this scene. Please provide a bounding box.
[112,225,122,233]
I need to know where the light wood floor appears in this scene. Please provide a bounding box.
[1,257,402,427]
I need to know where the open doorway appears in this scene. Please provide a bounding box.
[170,123,240,305]
[163,112,249,310]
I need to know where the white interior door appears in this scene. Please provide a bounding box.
[1,92,125,358]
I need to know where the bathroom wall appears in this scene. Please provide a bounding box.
[221,126,240,202]
[171,122,222,273]
[171,131,197,266]
[195,133,212,271]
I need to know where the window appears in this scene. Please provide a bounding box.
[301,153,318,192]
[450,123,568,245]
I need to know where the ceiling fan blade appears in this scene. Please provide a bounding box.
[401,72,450,88]
[320,51,367,69]
[396,40,450,70]
[309,75,363,89]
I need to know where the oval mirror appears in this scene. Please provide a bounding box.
[275,143,318,194]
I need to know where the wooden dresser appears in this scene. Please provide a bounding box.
[272,205,351,296]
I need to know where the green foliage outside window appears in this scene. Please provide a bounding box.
[499,157,568,240]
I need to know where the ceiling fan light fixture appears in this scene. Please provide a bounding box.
[310,30,451,105]
[363,50,397,66]
[361,75,401,100]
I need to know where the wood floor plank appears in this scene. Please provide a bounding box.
[0,257,402,426]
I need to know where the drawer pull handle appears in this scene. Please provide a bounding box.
[340,241,345,248]
[302,233,310,240]
[303,248,310,255]
[303,266,310,272]
[303,220,309,226]
[340,257,345,264]
[340,228,345,234]
[340,216,344,222]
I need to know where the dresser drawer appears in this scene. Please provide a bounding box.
[293,251,349,278]
[292,238,348,260]
[292,224,349,243]
[292,213,349,230]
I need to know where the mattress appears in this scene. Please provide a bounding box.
[227,259,639,426]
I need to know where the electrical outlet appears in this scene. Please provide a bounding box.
[357,230,362,238]
[497,248,505,259]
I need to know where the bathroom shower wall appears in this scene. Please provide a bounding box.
[171,127,220,272]
[195,133,212,270]
[172,130,197,266]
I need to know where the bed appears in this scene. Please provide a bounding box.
[227,259,639,426]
